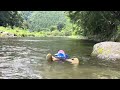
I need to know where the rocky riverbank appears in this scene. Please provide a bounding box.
[0,31,17,37]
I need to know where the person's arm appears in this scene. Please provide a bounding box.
[52,56,60,61]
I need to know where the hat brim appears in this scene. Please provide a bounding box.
[55,53,58,56]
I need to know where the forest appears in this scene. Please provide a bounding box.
[0,11,120,41]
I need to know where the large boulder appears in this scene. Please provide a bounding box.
[91,41,120,61]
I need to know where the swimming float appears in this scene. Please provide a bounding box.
[46,53,79,65]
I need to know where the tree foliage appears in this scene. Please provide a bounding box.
[18,11,33,29]
[28,11,66,31]
[19,11,33,21]
[67,11,120,41]
[0,11,23,28]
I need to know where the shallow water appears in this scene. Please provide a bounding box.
[0,37,120,79]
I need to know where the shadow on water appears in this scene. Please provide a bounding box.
[0,37,120,79]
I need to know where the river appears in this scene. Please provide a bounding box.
[0,37,120,79]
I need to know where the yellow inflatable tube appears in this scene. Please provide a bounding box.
[46,53,79,65]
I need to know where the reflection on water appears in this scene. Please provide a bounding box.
[0,37,120,79]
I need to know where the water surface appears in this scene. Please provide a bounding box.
[0,37,120,79]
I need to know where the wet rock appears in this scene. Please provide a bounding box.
[0,31,17,37]
[91,41,120,61]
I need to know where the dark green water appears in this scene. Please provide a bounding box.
[0,37,120,79]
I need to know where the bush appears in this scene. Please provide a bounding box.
[41,28,50,31]
[61,30,72,36]
[51,30,61,36]
[50,26,57,32]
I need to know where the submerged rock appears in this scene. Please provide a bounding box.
[91,41,120,61]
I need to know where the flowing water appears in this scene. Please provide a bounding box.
[0,37,120,79]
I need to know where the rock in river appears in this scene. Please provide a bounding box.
[91,41,120,61]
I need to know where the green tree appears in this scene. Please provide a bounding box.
[57,22,65,31]
[19,11,33,21]
[67,11,120,41]
[0,11,23,29]
[18,11,33,29]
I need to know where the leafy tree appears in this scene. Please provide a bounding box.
[18,11,33,29]
[57,22,65,31]
[0,11,23,29]
[19,11,33,21]
[67,11,120,41]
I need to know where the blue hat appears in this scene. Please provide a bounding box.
[55,53,66,59]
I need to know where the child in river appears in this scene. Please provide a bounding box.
[46,50,79,65]
[52,50,69,61]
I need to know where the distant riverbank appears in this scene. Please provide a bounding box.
[0,26,86,40]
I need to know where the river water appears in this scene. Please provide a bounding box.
[0,37,120,79]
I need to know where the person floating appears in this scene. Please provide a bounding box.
[46,50,79,65]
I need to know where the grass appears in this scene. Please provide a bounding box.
[0,27,48,37]
[0,26,86,39]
